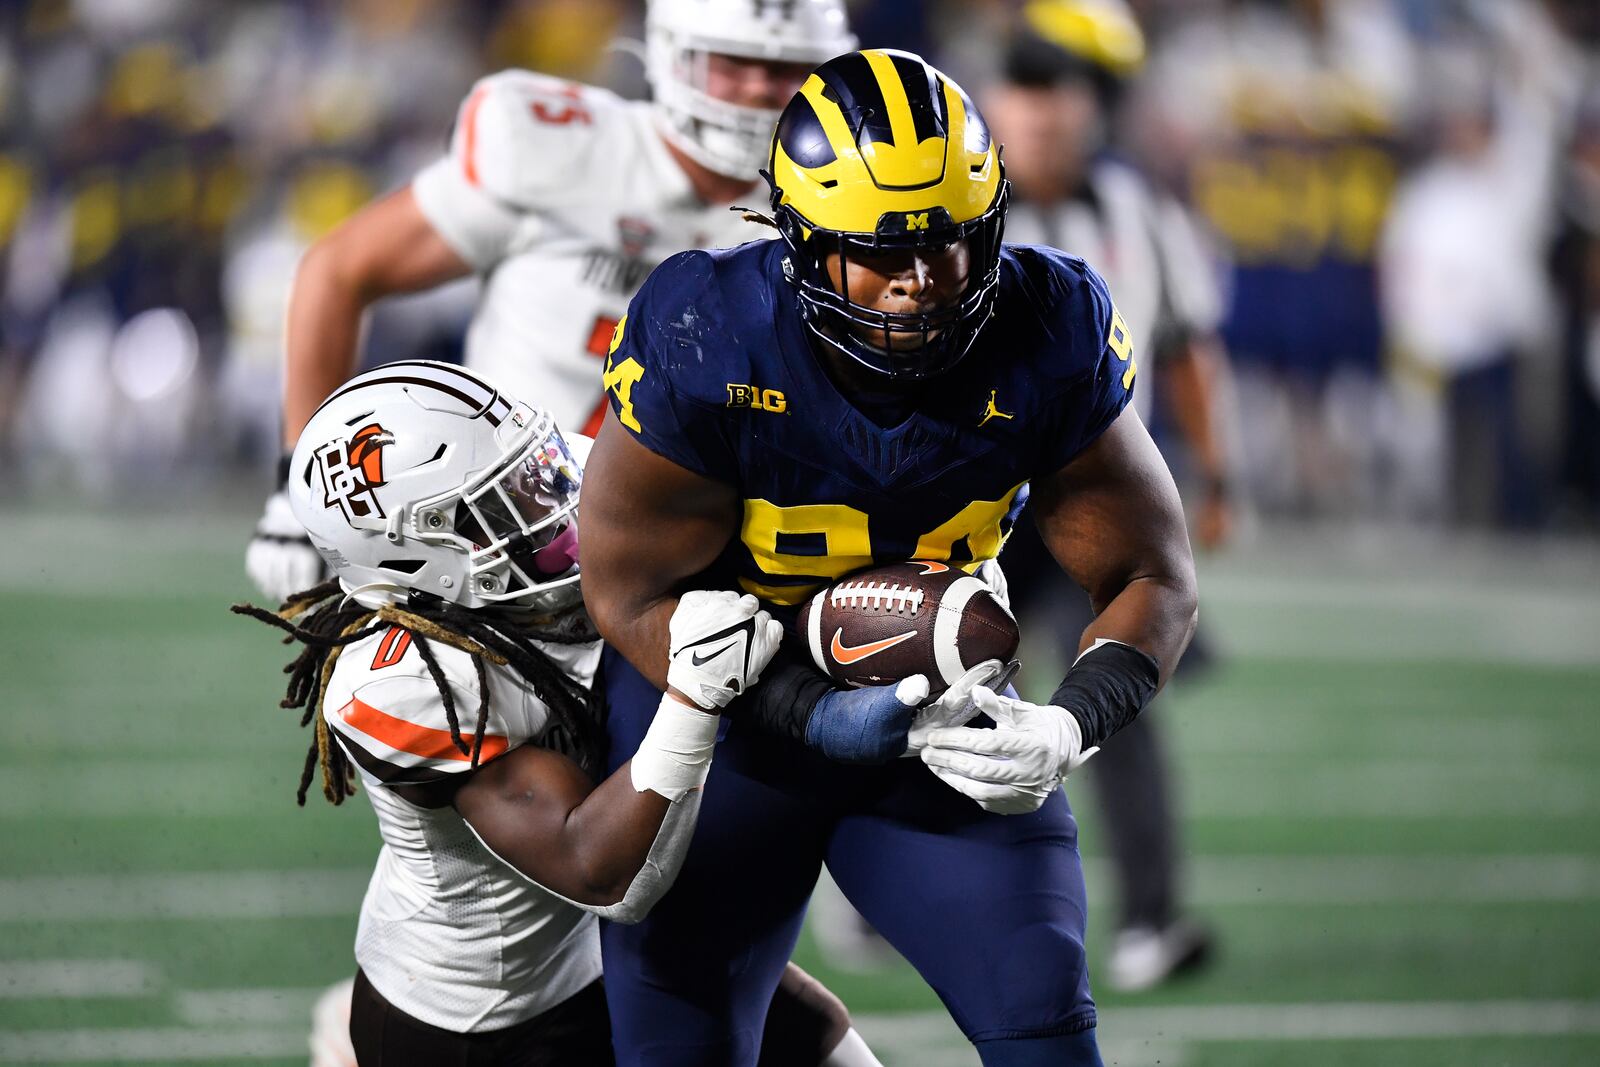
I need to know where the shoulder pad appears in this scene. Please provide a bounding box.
[324,628,526,787]
[601,247,761,481]
[1005,245,1119,383]
[447,70,632,212]
[621,248,756,404]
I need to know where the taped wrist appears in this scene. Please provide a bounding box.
[1049,639,1160,749]
[629,694,720,802]
[729,650,834,743]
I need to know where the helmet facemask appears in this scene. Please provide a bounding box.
[411,412,585,613]
[644,0,856,179]
[773,184,1009,380]
[650,35,790,178]
[765,49,1010,381]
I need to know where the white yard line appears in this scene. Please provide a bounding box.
[173,987,327,1026]
[4,853,1599,925]
[2,999,1596,1063]
[0,869,370,921]
[1104,999,1600,1041]
[10,755,1598,821]
[855,999,1600,1063]
[1093,854,1600,907]
[0,960,158,999]
[0,1028,306,1063]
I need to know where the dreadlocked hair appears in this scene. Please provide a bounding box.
[233,581,608,808]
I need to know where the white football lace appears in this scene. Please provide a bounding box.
[828,581,925,614]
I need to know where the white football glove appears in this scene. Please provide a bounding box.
[975,556,1012,615]
[904,658,1009,756]
[667,591,784,711]
[919,686,1100,815]
[246,489,326,603]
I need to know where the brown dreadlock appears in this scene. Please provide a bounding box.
[233,580,607,807]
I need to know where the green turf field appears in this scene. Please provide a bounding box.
[2,503,1597,1065]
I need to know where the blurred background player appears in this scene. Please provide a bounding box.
[246,0,856,602]
[1133,0,1413,519]
[980,0,1234,992]
[240,361,878,1067]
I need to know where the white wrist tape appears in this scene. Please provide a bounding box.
[629,694,721,802]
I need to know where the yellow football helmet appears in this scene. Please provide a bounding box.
[1005,0,1146,88]
[765,49,1008,379]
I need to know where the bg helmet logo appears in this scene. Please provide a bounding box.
[318,422,394,524]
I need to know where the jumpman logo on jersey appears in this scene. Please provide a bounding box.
[977,390,1015,427]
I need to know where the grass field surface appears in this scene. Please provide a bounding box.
[2,503,1596,1065]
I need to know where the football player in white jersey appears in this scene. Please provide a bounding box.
[248,0,856,602]
[238,362,879,1066]
[980,0,1235,992]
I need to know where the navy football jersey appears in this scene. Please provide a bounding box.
[601,239,1136,607]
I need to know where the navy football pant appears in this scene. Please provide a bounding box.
[599,647,1101,1067]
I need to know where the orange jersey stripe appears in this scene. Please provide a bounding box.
[340,696,508,764]
[460,86,490,187]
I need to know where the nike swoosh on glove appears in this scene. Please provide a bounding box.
[805,675,930,764]
[667,591,785,711]
[246,489,326,603]
[918,685,1100,815]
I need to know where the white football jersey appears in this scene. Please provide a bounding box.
[1004,161,1221,421]
[323,622,605,1033]
[412,70,768,436]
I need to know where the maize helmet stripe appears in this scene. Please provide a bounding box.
[885,51,946,144]
[766,49,1009,379]
[861,50,921,152]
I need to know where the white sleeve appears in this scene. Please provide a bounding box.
[412,156,523,271]
[411,70,624,269]
[324,633,531,789]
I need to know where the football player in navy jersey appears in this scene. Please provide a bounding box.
[578,49,1198,1067]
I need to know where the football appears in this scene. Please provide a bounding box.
[797,560,1019,692]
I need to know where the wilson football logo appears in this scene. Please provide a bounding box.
[318,422,394,524]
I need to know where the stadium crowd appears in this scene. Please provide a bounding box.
[2,0,1599,531]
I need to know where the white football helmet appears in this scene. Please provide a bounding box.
[646,0,855,178]
[287,361,585,613]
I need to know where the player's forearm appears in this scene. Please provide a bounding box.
[282,242,369,449]
[555,763,675,905]
[588,592,677,692]
[280,187,473,448]
[1078,569,1198,690]
[559,692,723,918]
[1162,337,1229,486]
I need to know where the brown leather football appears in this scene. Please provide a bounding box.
[796,560,1018,692]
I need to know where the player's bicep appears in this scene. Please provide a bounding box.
[1030,406,1191,613]
[581,407,740,607]
[452,743,594,880]
[310,185,473,297]
[411,157,522,271]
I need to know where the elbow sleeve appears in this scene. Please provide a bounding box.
[590,791,702,924]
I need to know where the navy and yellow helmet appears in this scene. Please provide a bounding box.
[765,49,1008,379]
